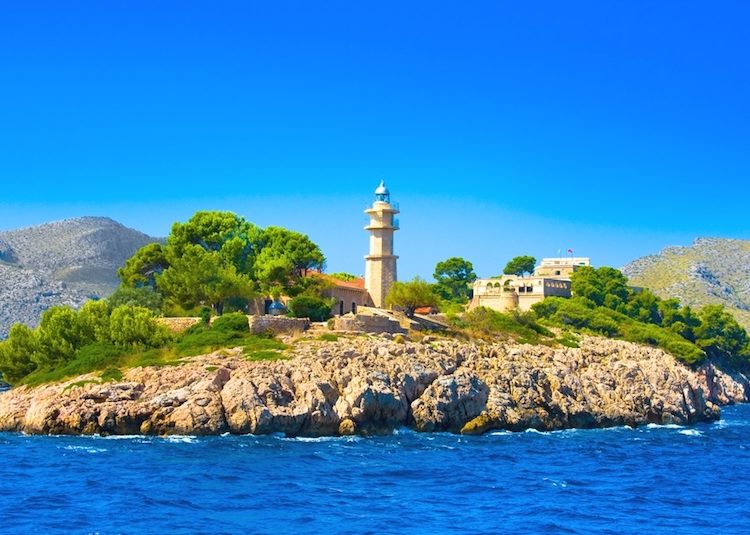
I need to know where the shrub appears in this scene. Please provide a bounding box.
[458,307,547,344]
[101,367,124,382]
[318,333,339,342]
[288,295,333,322]
[0,324,39,383]
[109,306,168,348]
[35,306,90,367]
[211,312,249,333]
[79,300,112,343]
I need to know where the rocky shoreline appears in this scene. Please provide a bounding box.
[0,336,748,437]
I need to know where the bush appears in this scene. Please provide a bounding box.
[211,312,249,333]
[287,295,332,322]
[79,300,112,343]
[457,307,548,344]
[0,324,39,383]
[109,306,168,348]
[35,306,90,367]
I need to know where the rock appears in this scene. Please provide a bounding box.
[338,418,357,435]
[0,336,740,436]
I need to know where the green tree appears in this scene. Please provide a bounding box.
[433,257,477,302]
[117,243,169,288]
[254,226,325,293]
[157,244,256,316]
[0,324,39,382]
[503,256,537,277]
[570,266,629,308]
[625,289,662,325]
[167,211,261,273]
[694,305,750,358]
[385,277,439,318]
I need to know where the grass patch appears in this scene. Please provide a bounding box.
[21,343,129,387]
[243,349,288,361]
[318,333,339,342]
[451,308,554,345]
[63,379,101,392]
[556,332,580,348]
[100,367,124,382]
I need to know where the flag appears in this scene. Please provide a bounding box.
[567,248,573,255]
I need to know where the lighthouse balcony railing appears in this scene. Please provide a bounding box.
[365,201,400,212]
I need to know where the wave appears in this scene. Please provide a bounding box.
[646,423,685,430]
[61,445,107,453]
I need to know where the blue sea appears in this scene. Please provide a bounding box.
[2,406,749,534]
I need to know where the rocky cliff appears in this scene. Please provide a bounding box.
[0,217,159,338]
[622,238,750,330]
[1,336,747,436]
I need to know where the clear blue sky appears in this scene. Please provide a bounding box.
[1,1,748,279]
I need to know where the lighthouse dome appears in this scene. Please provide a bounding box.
[374,180,390,202]
[375,180,389,196]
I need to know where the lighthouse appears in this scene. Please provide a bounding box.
[364,180,400,308]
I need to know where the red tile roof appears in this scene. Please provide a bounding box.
[306,272,366,290]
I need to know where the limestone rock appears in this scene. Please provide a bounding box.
[0,336,740,437]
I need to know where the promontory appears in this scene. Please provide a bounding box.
[0,335,747,437]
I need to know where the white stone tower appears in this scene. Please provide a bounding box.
[365,180,400,308]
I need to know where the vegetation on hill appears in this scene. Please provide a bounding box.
[531,266,750,366]
[622,238,750,331]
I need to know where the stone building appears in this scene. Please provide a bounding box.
[534,257,590,278]
[469,257,591,313]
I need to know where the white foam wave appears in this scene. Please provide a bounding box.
[488,430,513,437]
[678,429,703,437]
[62,445,107,453]
[163,435,198,444]
[289,435,362,443]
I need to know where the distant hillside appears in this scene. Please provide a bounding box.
[622,238,750,330]
[0,217,159,338]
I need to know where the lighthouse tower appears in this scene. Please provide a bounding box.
[365,180,400,308]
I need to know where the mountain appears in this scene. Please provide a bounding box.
[0,217,159,338]
[622,238,750,330]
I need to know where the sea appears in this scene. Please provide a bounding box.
[1,405,749,535]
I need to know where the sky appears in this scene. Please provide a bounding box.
[1,1,748,279]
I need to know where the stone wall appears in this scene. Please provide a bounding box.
[334,314,407,334]
[248,316,310,335]
[156,317,202,334]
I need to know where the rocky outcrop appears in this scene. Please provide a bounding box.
[0,336,747,436]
